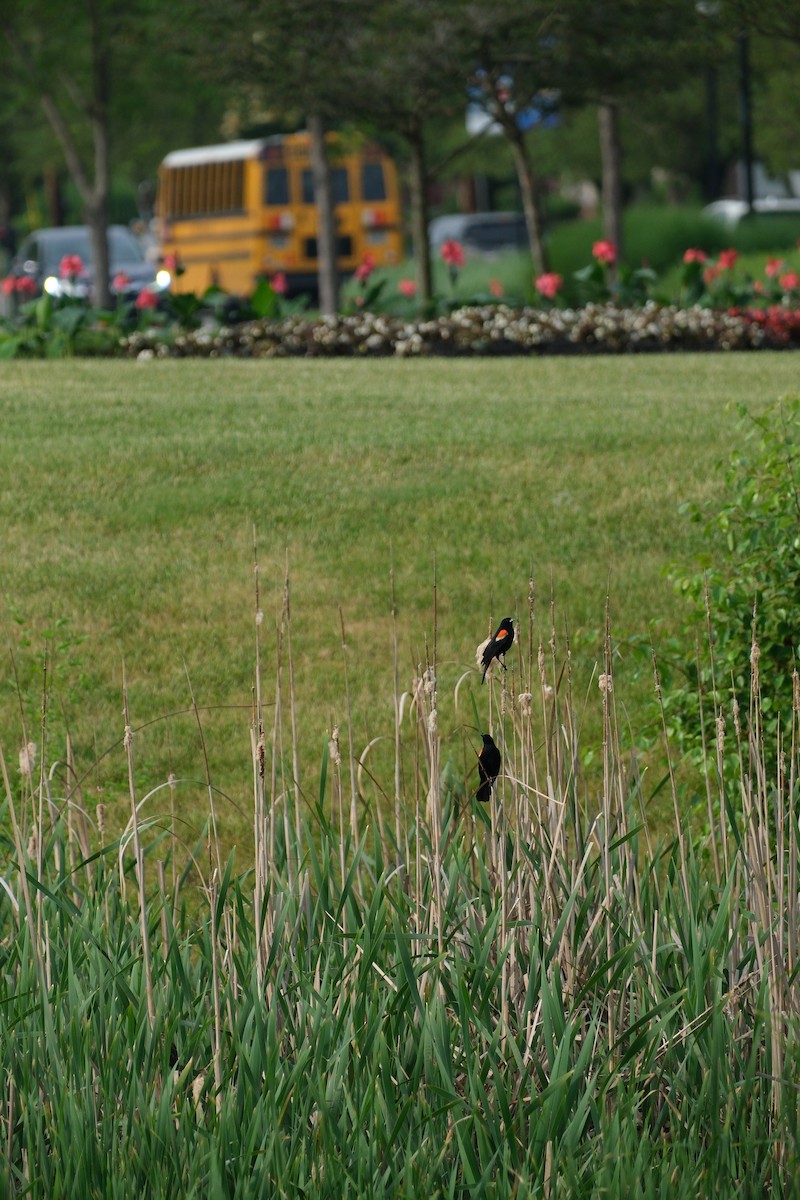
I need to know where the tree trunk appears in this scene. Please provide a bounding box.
[86,198,111,309]
[6,10,114,305]
[43,166,64,227]
[308,114,338,315]
[598,99,623,267]
[407,120,432,304]
[85,0,112,308]
[506,122,548,276]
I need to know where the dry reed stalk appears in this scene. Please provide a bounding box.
[168,768,181,925]
[184,665,223,882]
[421,635,445,967]
[701,580,725,883]
[5,1072,14,1182]
[284,554,303,872]
[209,871,223,1116]
[0,744,45,989]
[390,562,405,877]
[250,723,267,988]
[652,650,691,908]
[327,719,345,888]
[251,535,269,985]
[36,648,48,896]
[269,595,285,880]
[338,608,360,877]
[185,663,236,966]
[157,859,169,958]
[65,731,92,887]
[413,715,423,939]
[789,671,799,979]
[600,618,617,1055]
[122,678,155,1030]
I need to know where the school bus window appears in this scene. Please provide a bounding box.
[361,163,386,202]
[301,167,349,205]
[265,167,289,205]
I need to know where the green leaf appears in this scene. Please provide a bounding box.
[250,277,280,320]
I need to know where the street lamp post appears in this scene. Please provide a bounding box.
[737,32,755,213]
[697,5,755,212]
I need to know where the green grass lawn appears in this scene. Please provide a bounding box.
[2,354,799,850]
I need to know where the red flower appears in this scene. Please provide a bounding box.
[703,263,722,286]
[354,254,376,283]
[592,240,617,265]
[15,276,36,297]
[59,253,84,280]
[779,270,800,291]
[719,248,739,270]
[1,275,16,295]
[112,271,131,292]
[489,278,504,297]
[135,286,159,309]
[765,258,784,278]
[535,272,563,300]
[397,279,417,297]
[683,248,707,264]
[440,240,465,269]
[270,272,287,295]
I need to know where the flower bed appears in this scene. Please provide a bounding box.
[119,301,800,360]
[5,236,800,359]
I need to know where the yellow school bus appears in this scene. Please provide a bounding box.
[156,131,404,295]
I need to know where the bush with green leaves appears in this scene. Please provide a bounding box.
[659,397,800,766]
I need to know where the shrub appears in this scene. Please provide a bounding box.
[659,397,800,765]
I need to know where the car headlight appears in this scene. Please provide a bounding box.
[155,269,171,290]
[43,276,61,296]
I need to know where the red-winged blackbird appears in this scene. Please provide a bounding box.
[476,733,502,802]
[481,617,515,683]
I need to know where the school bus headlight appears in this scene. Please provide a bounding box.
[155,269,172,290]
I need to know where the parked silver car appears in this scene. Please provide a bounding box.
[429,212,529,259]
[9,224,170,300]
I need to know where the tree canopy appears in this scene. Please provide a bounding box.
[1,0,799,296]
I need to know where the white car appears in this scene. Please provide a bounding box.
[703,197,800,227]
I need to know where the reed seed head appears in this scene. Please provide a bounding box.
[716,715,725,754]
[18,741,36,777]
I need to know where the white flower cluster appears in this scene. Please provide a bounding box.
[119,302,780,360]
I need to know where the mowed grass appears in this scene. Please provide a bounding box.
[2,354,798,849]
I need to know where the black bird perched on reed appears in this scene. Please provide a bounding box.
[476,733,501,802]
[481,617,514,682]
